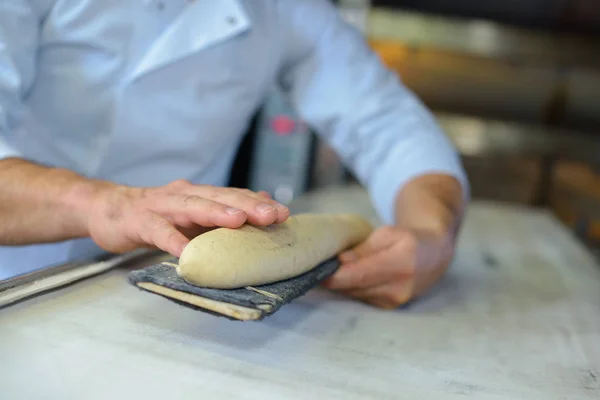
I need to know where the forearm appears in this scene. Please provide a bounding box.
[394,173,466,297]
[0,158,113,245]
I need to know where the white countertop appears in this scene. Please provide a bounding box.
[1,186,599,399]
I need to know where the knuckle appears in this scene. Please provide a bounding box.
[374,225,397,242]
[244,189,267,201]
[200,185,234,200]
[137,188,149,199]
[209,202,227,214]
[137,215,165,243]
[181,194,198,206]
[393,251,416,276]
[236,193,262,207]
[379,225,396,236]
[353,269,367,285]
[392,232,417,255]
[142,187,162,200]
[169,179,191,190]
[202,189,220,200]
[390,265,408,280]
[396,260,416,279]
[145,214,167,230]
[165,229,181,244]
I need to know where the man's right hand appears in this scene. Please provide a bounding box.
[86,180,289,257]
[0,158,288,257]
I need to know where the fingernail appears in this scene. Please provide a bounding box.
[225,207,244,215]
[257,204,275,215]
[339,251,357,263]
[275,203,289,213]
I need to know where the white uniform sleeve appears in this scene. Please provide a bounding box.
[0,1,46,160]
[277,0,469,224]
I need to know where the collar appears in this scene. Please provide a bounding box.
[127,0,251,82]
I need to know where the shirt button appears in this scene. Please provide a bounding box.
[226,16,237,25]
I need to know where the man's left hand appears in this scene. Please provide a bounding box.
[322,226,455,309]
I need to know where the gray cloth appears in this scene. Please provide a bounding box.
[128,258,339,321]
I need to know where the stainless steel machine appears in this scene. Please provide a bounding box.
[246,0,372,204]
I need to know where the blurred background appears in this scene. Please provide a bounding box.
[232,0,600,255]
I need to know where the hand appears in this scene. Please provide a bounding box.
[86,179,289,256]
[322,226,455,309]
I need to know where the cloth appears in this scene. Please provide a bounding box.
[0,0,468,278]
[128,257,340,321]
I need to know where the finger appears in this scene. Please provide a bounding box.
[137,212,190,256]
[339,226,398,263]
[229,188,290,224]
[324,247,401,290]
[195,187,289,225]
[177,225,212,240]
[257,190,272,199]
[251,191,289,223]
[152,193,248,228]
[342,280,413,309]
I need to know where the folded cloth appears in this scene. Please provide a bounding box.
[128,257,339,321]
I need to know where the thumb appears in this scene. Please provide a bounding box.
[339,226,398,263]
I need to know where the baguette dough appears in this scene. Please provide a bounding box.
[177,213,373,289]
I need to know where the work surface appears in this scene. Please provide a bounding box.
[1,186,599,399]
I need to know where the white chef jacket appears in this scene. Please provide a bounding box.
[0,0,468,279]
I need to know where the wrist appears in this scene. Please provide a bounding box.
[60,171,119,238]
[393,174,465,241]
[395,204,458,241]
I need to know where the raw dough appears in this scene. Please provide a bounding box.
[177,213,373,289]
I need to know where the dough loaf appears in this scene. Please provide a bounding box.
[177,213,373,289]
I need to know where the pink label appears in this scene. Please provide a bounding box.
[271,115,296,136]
